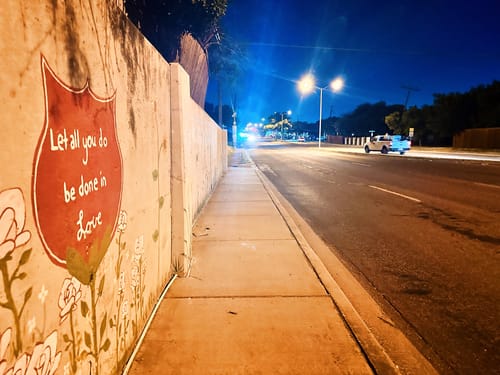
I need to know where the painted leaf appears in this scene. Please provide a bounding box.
[98,275,105,297]
[101,338,111,352]
[84,332,91,348]
[81,301,89,317]
[158,196,164,209]
[152,169,159,181]
[19,248,32,266]
[100,313,107,339]
[24,287,32,303]
[152,230,159,242]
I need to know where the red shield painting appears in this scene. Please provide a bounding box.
[33,56,122,278]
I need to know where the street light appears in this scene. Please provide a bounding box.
[280,110,292,140]
[298,74,344,148]
[232,111,237,147]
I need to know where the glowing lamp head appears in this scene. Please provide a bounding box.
[330,77,344,92]
[298,74,316,95]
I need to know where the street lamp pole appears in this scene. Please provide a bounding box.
[232,112,237,147]
[281,112,284,141]
[280,110,292,141]
[297,74,344,149]
[318,87,324,148]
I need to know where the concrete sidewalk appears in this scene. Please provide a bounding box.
[126,150,397,374]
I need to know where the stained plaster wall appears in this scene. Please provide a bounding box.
[170,67,228,271]
[0,1,227,374]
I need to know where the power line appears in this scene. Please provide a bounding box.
[240,42,500,59]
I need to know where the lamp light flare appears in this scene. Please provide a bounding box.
[330,77,344,92]
[298,74,316,94]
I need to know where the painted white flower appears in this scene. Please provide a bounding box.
[28,316,37,334]
[2,331,61,375]
[0,188,31,260]
[121,300,129,319]
[130,266,139,289]
[58,277,82,323]
[7,352,29,375]
[26,331,61,375]
[0,328,11,374]
[134,235,144,255]
[38,285,48,304]
[117,210,127,233]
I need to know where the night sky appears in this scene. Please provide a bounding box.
[206,0,500,125]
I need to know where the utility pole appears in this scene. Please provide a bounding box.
[401,85,420,109]
[400,85,420,138]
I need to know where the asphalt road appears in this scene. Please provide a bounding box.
[249,143,500,375]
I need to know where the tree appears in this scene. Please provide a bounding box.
[262,112,293,135]
[385,112,402,134]
[125,0,228,61]
[401,106,426,144]
[319,116,340,137]
[205,102,233,128]
[208,34,246,126]
[336,102,402,136]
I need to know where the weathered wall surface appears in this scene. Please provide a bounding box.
[0,1,226,374]
[179,33,209,107]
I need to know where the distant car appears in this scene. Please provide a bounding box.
[297,137,305,142]
[364,134,411,155]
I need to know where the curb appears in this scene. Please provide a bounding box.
[248,148,439,375]
[256,170,401,374]
[247,150,402,375]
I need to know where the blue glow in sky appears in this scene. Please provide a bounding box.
[206,0,500,125]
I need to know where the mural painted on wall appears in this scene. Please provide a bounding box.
[2,49,162,374]
[0,185,149,375]
[32,55,123,284]
[1,187,62,374]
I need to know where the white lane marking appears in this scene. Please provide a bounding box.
[474,182,500,189]
[369,185,422,203]
[352,162,371,167]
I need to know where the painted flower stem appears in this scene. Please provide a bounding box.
[0,260,22,356]
[90,277,100,375]
[69,310,78,373]
[115,230,124,369]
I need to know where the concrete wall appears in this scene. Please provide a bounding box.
[0,1,226,375]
